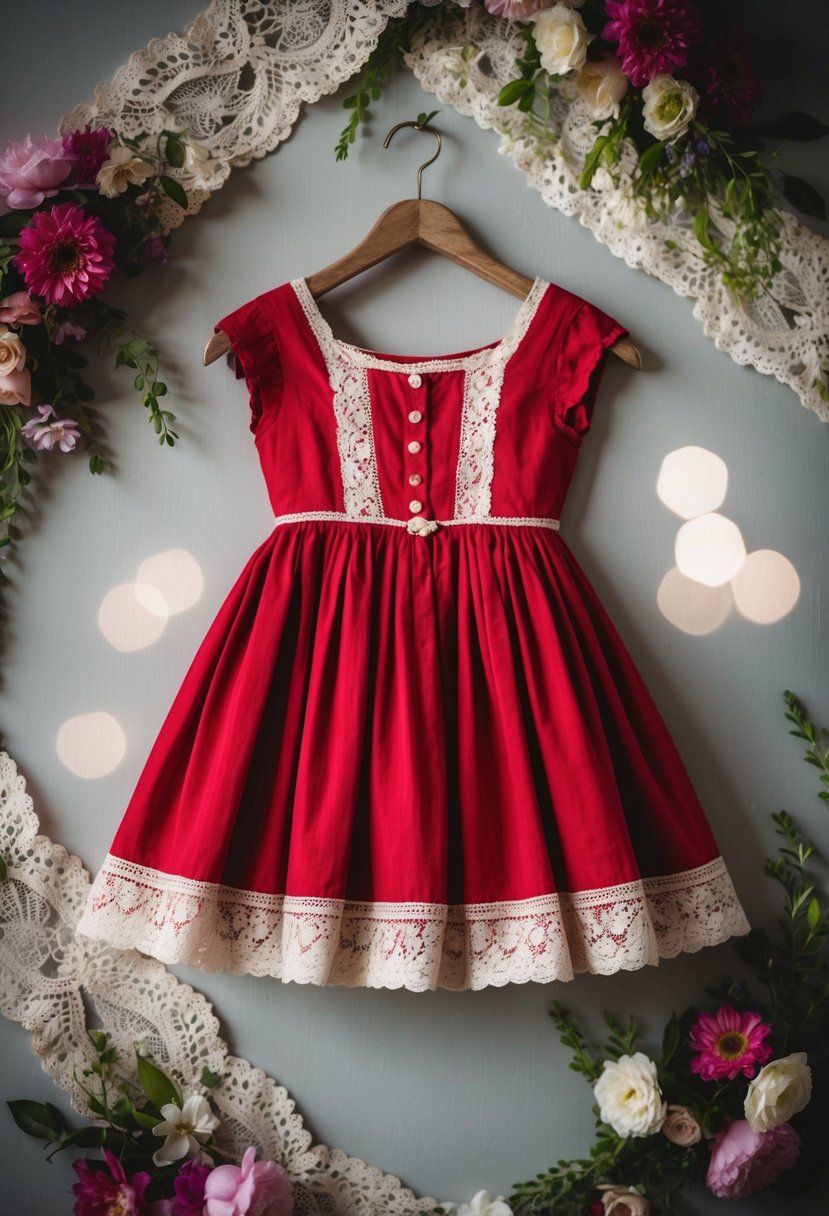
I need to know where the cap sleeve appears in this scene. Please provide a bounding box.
[554,300,628,443]
[214,295,283,436]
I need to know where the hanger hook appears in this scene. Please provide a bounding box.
[383,119,441,201]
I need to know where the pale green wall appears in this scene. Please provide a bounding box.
[1,4,827,1213]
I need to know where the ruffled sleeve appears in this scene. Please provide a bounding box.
[214,294,283,436]
[554,300,628,443]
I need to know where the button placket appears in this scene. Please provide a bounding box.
[405,370,429,529]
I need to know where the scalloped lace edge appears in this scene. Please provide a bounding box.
[78,854,750,992]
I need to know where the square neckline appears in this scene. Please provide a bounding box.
[290,276,550,374]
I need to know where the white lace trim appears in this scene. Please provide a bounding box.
[270,510,560,530]
[77,853,749,992]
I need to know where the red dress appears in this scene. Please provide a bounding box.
[78,277,749,990]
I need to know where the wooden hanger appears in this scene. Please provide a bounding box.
[204,119,641,369]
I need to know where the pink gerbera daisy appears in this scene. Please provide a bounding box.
[603,0,703,88]
[689,1005,773,1082]
[13,201,116,307]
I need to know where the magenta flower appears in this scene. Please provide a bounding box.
[484,0,557,18]
[203,1147,294,1216]
[704,28,760,126]
[72,1149,152,1216]
[13,202,116,307]
[62,125,115,186]
[172,1158,213,1216]
[21,403,81,452]
[602,0,703,88]
[143,233,169,263]
[706,1120,800,1200]
[689,1005,773,1082]
[0,134,75,209]
[0,292,42,326]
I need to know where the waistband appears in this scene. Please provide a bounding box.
[271,511,561,536]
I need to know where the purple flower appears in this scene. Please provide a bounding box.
[0,134,75,209]
[72,1149,152,1216]
[172,1158,213,1216]
[21,403,81,452]
[63,125,115,186]
[706,1120,800,1200]
[143,233,169,263]
[602,0,703,88]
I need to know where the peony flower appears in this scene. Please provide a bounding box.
[706,1120,800,1200]
[661,1104,701,1146]
[599,1186,650,1215]
[97,143,155,198]
[704,28,761,126]
[484,0,560,18]
[441,1192,513,1216]
[593,1053,666,1138]
[54,321,88,345]
[602,0,702,89]
[0,134,74,209]
[744,1053,812,1133]
[0,366,31,406]
[62,125,116,185]
[72,1147,152,1216]
[0,325,27,375]
[151,1094,220,1167]
[171,1158,213,1216]
[13,202,116,307]
[21,404,81,451]
[0,291,42,326]
[689,1005,772,1082]
[203,1146,294,1216]
[641,74,699,140]
[531,4,593,77]
[575,56,629,119]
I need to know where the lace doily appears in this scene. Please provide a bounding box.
[56,0,828,420]
[0,751,436,1215]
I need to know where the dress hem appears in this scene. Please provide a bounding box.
[77,855,750,993]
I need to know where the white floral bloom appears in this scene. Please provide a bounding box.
[593,1053,667,1138]
[600,1186,651,1215]
[0,325,27,375]
[744,1053,812,1133]
[151,1094,220,1166]
[576,56,629,119]
[441,1192,513,1216]
[531,3,593,77]
[97,143,155,198]
[641,74,699,141]
[183,138,213,169]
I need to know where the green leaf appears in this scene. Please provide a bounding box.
[807,897,821,931]
[638,141,665,177]
[200,1066,223,1089]
[579,135,609,190]
[0,855,7,880]
[130,1105,162,1130]
[7,1100,66,1141]
[159,175,188,209]
[136,1055,181,1110]
[781,173,826,220]
[693,206,714,250]
[497,79,533,108]
[165,134,186,168]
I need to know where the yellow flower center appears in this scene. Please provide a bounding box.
[656,93,683,123]
[716,1031,748,1060]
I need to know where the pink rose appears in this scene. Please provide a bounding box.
[0,135,74,209]
[0,292,42,326]
[706,1120,800,1200]
[0,366,31,406]
[203,1147,293,1216]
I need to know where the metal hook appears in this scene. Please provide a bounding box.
[383,119,442,201]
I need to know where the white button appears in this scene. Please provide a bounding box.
[408,473,422,486]
[408,410,423,424]
[408,373,422,388]
[409,500,423,513]
[407,440,422,454]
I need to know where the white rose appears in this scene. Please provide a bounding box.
[0,324,27,375]
[600,1187,651,1216]
[593,1053,666,1138]
[183,138,212,169]
[641,74,698,141]
[744,1053,812,1133]
[441,1192,513,1216]
[97,143,155,198]
[532,3,593,77]
[576,56,629,119]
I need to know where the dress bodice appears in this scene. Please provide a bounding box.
[216,278,627,529]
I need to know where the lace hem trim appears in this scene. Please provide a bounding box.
[78,855,750,992]
[270,511,561,530]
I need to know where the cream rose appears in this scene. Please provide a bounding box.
[641,74,698,141]
[593,1053,666,1138]
[531,3,593,77]
[662,1105,702,1147]
[0,324,27,375]
[600,1187,651,1216]
[97,144,155,198]
[744,1053,812,1133]
[576,56,629,119]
